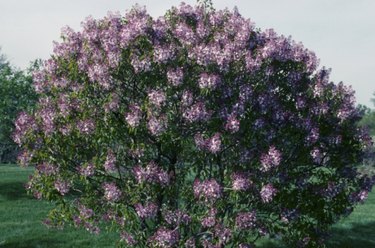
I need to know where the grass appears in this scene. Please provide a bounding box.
[0,164,374,247]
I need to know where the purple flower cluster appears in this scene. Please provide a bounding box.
[167,68,184,86]
[193,179,222,202]
[102,182,121,202]
[135,202,158,219]
[54,179,70,195]
[231,172,252,191]
[225,114,240,133]
[103,150,116,172]
[194,133,222,154]
[147,115,167,136]
[163,209,191,226]
[79,163,95,177]
[77,119,95,135]
[120,231,137,246]
[183,101,211,122]
[133,161,170,186]
[201,208,217,228]
[198,73,221,89]
[36,163,59,176]
[260,184,277,203]
[149,227,179,248]
[125,104,142,128]
[235,211,257,230]
[13,112,36,145]
[260,146,282,172]
[148,89,166,108]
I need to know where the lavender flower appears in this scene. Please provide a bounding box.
[125,104,142,128]
[54,179,70,195]
[147,115,167,136]
[77,119,95,135]
[198,73,221,89]
[148,89,166,108]
[120,232,137,246]
[183,101,210,122]
[102,182,121,202]
[260,146,282,172]
[206,133,222,154]
[167,68,184,86]
[193,179,222,202]
[104,150,116,172]
[225,114,240,133]
[260,184,277,203]
[149,227,179,248]
[135,202,158,219]
[163,209,191,226]
[133,161,170,186]
[235,211,257,229]
[36,163,59,176]
[231,172,252,191]
[79,163,95,177]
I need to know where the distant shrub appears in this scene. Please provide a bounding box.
[15,2,374,247]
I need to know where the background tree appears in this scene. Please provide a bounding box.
[0,50,37,163]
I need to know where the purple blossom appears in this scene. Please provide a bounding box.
[183,101,210,122]
[149,227,179,248]
[131,55,151,73]
[36,163,59,176]
[102,182,121,202]
[163,209,191,226]
[193,179,222,202]
[214,224,232,244]
[181,90,194,106]
[184,237,196,248]
[135,202,158,219]
[79,163,95,177]
[206,133,222,154]
[260,184,277,203]
[133,161,170,186]
[310,147,322,163]
[125,104,142,128]
[167,68,184,86]
[147,115,167,136]
[54,179,70,195]
[77,119,95,135]
[104,93,120,112]
[260,146,282,172]
[148,89,166,107]
[120,232,137,246]
[104,150,117,172]
[357,190,369,203]
[225,114,240,133]
[79,205,94,219]
[235,211,257,229]
[198,73,221,89]
[231,172,252,191]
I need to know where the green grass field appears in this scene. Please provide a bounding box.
[0,164,374,247]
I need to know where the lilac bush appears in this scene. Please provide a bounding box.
[14,2,374,247]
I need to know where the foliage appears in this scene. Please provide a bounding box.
[14,3,374,248]
[0,51,37,163]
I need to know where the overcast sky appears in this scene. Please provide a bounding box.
[0,0,374,107]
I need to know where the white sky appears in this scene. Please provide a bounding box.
[0,0,374,107]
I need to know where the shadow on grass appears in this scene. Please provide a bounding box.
[327,221,375,247]
[0,237,65,248]
[254,221,375,248]
[0,181,28,201]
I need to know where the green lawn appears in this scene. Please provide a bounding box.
[0,164,374,247]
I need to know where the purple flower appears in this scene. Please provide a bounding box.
[260,184,277,203]
[147,115,167,136]
[357,190,369,203]
[206,133,222,154]
[120,232,137,246]
[79,163,95,177]
[104,150,116,172]
[102,182,121,202]
[167,68,184,86]
[231,172,252,191]
[148,89,166,108]
[77,119,95,135]
[198,73,221,89]
[225,114,240,133]
[260,146,282,172]
[149,227,179,248]
[235,211,257,229]
[125,104,142,128]
[54,179,70,195]
[79,205,94,219]
[183,101,210,122]
[133,161,170,186]
[36,163,59,176]
[135,202,158,219]
[214,224,232,244]
[163,209,191,226]
[193,179,222,202]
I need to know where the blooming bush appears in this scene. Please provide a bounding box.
[14,2,374,247]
